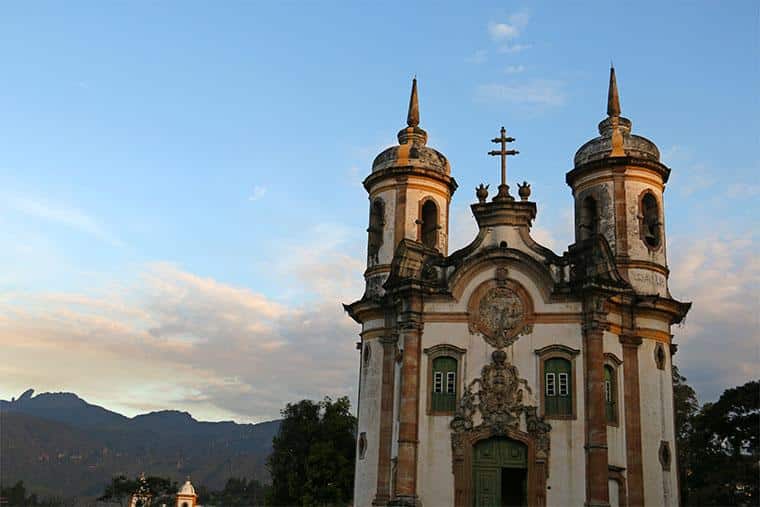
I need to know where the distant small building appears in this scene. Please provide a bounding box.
[176,479,198,507]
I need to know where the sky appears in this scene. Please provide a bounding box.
[0,1,757,423]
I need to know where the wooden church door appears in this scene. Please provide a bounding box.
[473,437,528,507]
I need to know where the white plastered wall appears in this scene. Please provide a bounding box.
[353,325,384,506]
[639,337,678,507]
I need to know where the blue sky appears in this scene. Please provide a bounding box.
[0,2,757,422]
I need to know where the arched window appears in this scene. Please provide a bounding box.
[544,358,572,417]
[641,192,661,248]
[604,364,618,424]
[367,199,385,262]
[420,200,439,249]
[431,356,457,412]
[580,196,599,240]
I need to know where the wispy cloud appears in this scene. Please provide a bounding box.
[669,234,760,402]
[248,185,267,201]
[488,11,530,41]
[475,80,566,108]
[2,193,123,247]
[498,43,533,54]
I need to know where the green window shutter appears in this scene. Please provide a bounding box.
[604,365,617,423]
[432,356,457,412]
[545,358,572,416]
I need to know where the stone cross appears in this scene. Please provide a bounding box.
[488,126,519,188]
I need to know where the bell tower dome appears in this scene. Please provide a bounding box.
[362,78,457,297]
[567,67,672,296]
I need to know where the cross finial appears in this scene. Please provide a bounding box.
[488,126,519,201]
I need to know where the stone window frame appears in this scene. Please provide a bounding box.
[362,342,372,372]
[637,189,663,252]
[654,342,666,370]
[659,440,672,471]
[358,432,367,460]
[608,465,628,507]
[535,344,580,420]
[423,343,466,416]
[416,195,441,250]
[604,353,623,427]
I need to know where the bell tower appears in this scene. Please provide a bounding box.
[362,78,457,297]
[567,67,672,296]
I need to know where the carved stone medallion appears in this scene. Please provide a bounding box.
[473,286,526,348]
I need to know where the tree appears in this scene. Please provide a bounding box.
[267,396,356,506]
[98,474,176,507]
[673,365,700,504]
[201,477,269,506]
[675,372,760,506]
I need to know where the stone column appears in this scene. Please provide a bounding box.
[373,334,398,506]
[620,334,644,506]
[390,317,423,507]
[583,319,610,507]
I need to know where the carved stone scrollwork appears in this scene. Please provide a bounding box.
[450,342,552,505]
[450,350,551,469]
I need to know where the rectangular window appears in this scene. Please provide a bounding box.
[446,372,456,394]
[558,373,569,396]
[546,373,556,396]
[604,380,611,402]
[433,372,443,393]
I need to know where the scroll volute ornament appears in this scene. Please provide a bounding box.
[467,267,535,349]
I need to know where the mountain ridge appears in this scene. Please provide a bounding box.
[1,388,280,500]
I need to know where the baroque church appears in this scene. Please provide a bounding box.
[345,69,690,507]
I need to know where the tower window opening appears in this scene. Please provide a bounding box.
[641,193,661,248]
[580,196,599,240]
[367,199,385,262]
[420,200,439,249]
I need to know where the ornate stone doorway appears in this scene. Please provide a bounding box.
[450,350,550,507]
[473,437,527,507]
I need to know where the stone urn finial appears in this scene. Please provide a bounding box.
[518,181,531,201]
[476,183,489,203]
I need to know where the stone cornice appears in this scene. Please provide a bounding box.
[566,156,671,187]
[364,165,458,194]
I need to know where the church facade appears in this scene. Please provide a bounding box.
[345,70,690,507]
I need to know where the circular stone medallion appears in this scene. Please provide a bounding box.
[475,287,525,348]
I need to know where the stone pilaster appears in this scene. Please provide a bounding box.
[373,334,398,506]
[620,334,644,507]
[583,297,610,507]
[389,316,423,507]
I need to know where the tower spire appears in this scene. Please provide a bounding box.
[607,66,621,117]
[407,77,419,127]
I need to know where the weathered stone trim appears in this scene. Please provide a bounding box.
[608,465,629,507]
[583,317,610,506]
[373,334,398,506]
[394,177,408,248]
[620,334,644,507]
[391,307,423,505]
